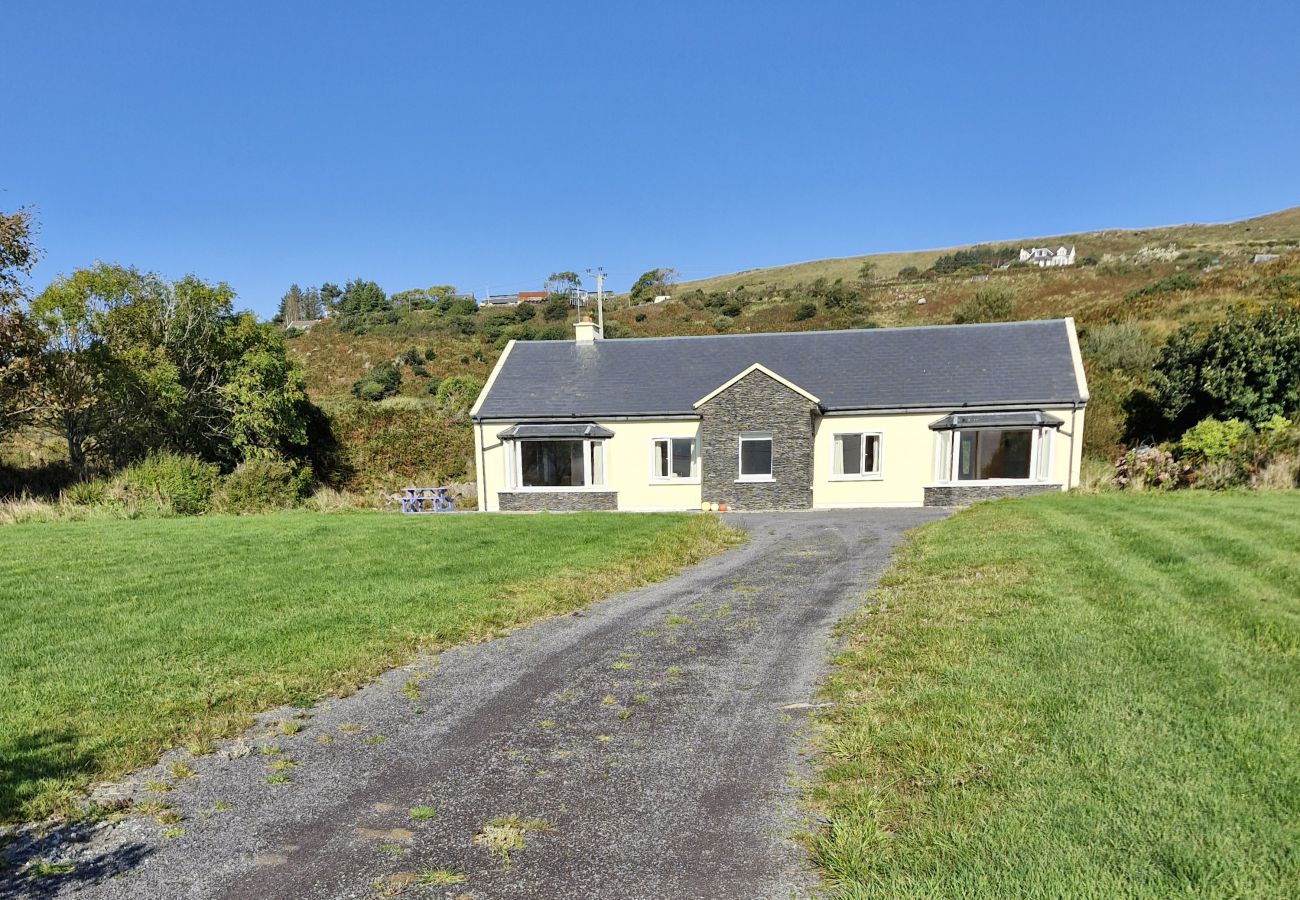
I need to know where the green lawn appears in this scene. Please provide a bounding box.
[0,510,737,823]
[810,492,1300,899]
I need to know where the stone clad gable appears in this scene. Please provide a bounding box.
[698,369,818,510]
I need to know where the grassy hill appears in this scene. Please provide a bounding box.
[288,205,1300,460]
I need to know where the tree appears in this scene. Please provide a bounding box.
[629,268,677,305]
[276,283,305,324]
[320,282,342,314]
[0,206,40,437]
[30,264,309,470]
[390,288,431,313]
[336,279,387,320]
[433,374,483,418]
[857,260,877,282]
[542,294,571,322]
[1125,304,1300,443]
[545,272,582,296]
[300,286,323,320]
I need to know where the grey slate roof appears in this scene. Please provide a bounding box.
[474,319,1086,420]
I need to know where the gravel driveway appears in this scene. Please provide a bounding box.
[10,509,944,900]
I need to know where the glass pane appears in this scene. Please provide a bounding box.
[671,439,694,478]
[740,438,772,476]
[864,435,878,474]
[654,440,668,478]
[521,440,586,487]
[957,432,977,480]
[590,441,604,485]
[836,434,862,475]
[957,430,1033,480]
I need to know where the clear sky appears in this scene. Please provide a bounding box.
[5,1,1298,317]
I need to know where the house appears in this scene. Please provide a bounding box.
[469,318,1088,511]
[1019,246,1076,267]
[481,294,519,307]
[517,291,550,304]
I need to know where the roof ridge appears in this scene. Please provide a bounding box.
[512,318,1066,347]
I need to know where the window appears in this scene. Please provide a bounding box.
[652,437,697,480]
[832,432,882,479]
[738,432,773,481]
[513,439,605,489]
[935,428,1049,483]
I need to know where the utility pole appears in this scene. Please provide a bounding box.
[586,267,606,333]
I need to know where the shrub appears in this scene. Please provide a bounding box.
[62,479,109,506]
[1080,323,1158,373]
[424,377,442,396]
[399,347,422,367]
[213,456,313,514]
[1253,453,1300,490]
[115,452,221,515]
[897,266,920,279]
[1193,459,1247,490]
[433,375,484,418]
[712,316,734,332]
[1113,446,1189,491]
[410,363,429,378]
[634,312,647,322]
[351,361,402,401]
[952,288,1014,324]
[316,401,474,492]
[1178,418,1250,464]
[1125,272,1198,301]
[793,302,817,321]
[721,302,742,318]
[423,347,437,361]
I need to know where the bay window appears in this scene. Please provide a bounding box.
[509,438,606,489]
[930,411,1061,484]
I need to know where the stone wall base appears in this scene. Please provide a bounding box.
[497,491,619,511]
[923,483,1063,507]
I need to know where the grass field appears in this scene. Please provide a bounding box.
[0,510,739,823]
[810,491,1300,898]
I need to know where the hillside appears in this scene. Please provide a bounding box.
[287,205,1300,458]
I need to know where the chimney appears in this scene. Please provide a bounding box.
[574,315,602,344]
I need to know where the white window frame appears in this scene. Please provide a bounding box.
[736,431,774,483]
[935,426,1050,484]
[649,436,699,484]
[504,438,607,491]
[829,431,884,481]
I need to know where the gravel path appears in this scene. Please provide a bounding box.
[8,509,944,900]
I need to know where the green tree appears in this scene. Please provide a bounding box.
[319,282,342,313]
[336,279,387,320]
[433,374,483,417]
[300,286,323,320]
[276,283,305,324]
[629,268,676,305]
[1126,304,1300,442]
[542,294,571,322]
[545,272,582,296]
[0,206,40,438]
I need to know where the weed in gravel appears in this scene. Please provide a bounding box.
[211,801,232,812]
[186,737,214,756]
[616,708,631,720]
[133,799,167,817]
[611,661,632,671]
[268,758,296,772]
[146,781,172,794]
[266,773,292,785]
[415,868,467,885]
[555,689,576,702]
[259,744,282,756]
[537,720,557,729]
[408,805,436,821]
[316,733,334,745]
[155,809,182,825]
[473,815,551,865]
[364,734,388,746]
[161,827,184,839]
[633,694,649,704]
[168,761,195,779]
[637,627,660,638]
[277,720,305,736]
[400,680,420,702]
[665,666,683,679]
[600,694,616,705]
[28,860,74,878]
[339,723,364,733]
[596,734,613,743]
[378,842,403,857]
[664,614,690,627]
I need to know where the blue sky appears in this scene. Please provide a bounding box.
[5,1,1298,316]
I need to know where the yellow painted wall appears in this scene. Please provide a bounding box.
[475,419,704,512]
[475,406,1086,511]
[811,406,1085,508]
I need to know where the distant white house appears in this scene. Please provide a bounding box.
[1019,246,1076,267]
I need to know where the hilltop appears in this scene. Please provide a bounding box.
[286,204,1300,457]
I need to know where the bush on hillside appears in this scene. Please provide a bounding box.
[316,402,474,493]
[213,456,313,514]
[114,452,221,515]
[1178,418,1250,465]
[952,288,1015,324]
[793,302,817,321]
[433,375,483,418]
[1080,323,1159,373]
[1113,446,1189,491]
[351,361,402,402]
[62,479,109,506]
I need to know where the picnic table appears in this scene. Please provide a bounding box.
[400,486,455,513]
